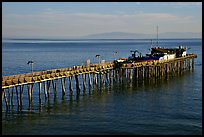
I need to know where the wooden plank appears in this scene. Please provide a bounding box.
[12,78,19,84]
[64,71,70,77]
[32,76,38,81]
[60,72,64,76]
[5,80,12,86]
[50,73,55,78]
[19,77,25,83]
[37,76,42,81]
[41,75,46,80]
[25,77,32,82]
[46,74,51,79]
[2,80,5,86]
[55,73,59,77]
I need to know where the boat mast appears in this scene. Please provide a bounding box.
[156,25,159,47]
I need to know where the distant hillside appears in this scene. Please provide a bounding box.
[81,32,202,39]
[3,32,201,40]
[81,32,152,39]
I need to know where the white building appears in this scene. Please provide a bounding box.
[163,53,176,60]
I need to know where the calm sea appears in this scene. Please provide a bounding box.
[2,39,202,135]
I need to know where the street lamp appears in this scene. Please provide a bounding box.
[95,55,101,66]
[113,51,118,61]
[27,60,34,74]
[187,47,191,54]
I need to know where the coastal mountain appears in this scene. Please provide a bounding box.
[81,32,202,39]
[3,32,201,40]
[81,32,151,39]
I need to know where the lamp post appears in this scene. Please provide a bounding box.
[187,47,191,54]
[27,60,34,74]
[95,55,101,66]
[113,51,118,61]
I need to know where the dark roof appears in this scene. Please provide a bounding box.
[151,47,186,54]
[151,48,175,54]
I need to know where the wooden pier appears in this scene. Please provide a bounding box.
[2,54,197,110]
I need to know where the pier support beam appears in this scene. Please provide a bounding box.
[109,69,112,85]
[11,87,14,107]
[99,72,104,88]
[47,81,51,97]
[105,70,109,85]
[113,69,117,82]
[2,88,9,110]
[52,79,58,95]
[38,82,42,104]
[61,78,66,95]
[129,69,133,82]
[75,75,80,94]
[82,74,86,92]
[19,85,24,107]
[7,87,10,109]
[93,73,98,87]
[43,81,47,99]
[88,73,92,89]
[192,58,194,71]
[27,84,32,107]
[15,86,20,106]
[69,76,73,95]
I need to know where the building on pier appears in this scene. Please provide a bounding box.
[117,46,188,64]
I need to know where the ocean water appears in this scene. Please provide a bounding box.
[2,39,202,135]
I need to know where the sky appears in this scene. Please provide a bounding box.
[2,2,202,39]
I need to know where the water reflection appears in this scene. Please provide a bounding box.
[2,69,201,135]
